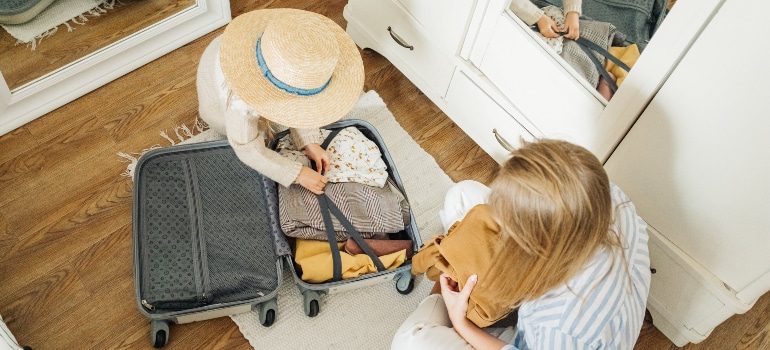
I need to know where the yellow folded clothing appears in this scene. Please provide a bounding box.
[294,239,407,283]
[606,44,640,88]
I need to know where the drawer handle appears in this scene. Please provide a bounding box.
[387,26,414,50]
[493,128,516,152]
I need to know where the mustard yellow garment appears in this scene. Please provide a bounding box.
[606,44,640,88]
[412,204,521,328]
[294,239,407,283]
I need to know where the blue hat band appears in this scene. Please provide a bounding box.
[256,35,331,96]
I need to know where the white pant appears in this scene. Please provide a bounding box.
[391,181,516,349]
[438,180,492,233]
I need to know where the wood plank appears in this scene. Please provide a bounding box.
[0,127,37,165]
[0,176,131,293]
[737,294,770,349]
[70,223,133,292]
[17,276,140,349]
[0,261,90,343]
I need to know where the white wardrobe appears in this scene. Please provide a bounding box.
[345,0,769,346]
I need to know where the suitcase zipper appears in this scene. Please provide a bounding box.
[141,299,155,311]
[185,158,210,306]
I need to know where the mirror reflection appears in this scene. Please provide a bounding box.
[0,0,194,91]
[505,0,673,101]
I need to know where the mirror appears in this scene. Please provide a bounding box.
[502,0,672,102]
[0,0,231,136]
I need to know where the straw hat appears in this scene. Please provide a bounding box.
[219,8,364,129]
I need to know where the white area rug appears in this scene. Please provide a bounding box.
[1,0,114,49]
[121,90,455,349]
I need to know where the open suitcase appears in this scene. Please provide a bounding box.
[132,119,421,348]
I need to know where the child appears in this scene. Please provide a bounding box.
[196,8,365,194]
[392,139,651,349]
[510,0,582,39]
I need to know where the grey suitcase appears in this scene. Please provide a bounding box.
[270,119,420,317]
[132,119,420,348]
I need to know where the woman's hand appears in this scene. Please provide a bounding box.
[304,143,331,175]
[562,11,580,39]
[536,14,559,38]
[440,273,508,350]
[440,273,477,327]
[295,166,328,194]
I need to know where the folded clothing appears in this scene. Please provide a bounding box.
[606,43,640,87]
[279,179,410,241]
[275,126,389,188]
[411,204,521,328]
[344,238,414,258]
[294,238,407,283]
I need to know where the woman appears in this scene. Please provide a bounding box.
[393,139,651,349]
[196,8,364,194]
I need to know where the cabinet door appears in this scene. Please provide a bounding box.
[396,0,475,55]
[605,0,770,302]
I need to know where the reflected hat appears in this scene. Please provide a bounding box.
[219,8,365,128]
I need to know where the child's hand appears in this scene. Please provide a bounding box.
[304,143,331,174]
[295,166,328,194]
[536,14,559,38]
[562,11,580,39]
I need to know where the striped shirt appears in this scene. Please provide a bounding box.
[502,184,651,350]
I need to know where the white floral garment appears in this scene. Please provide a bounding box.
[276,126,389,188]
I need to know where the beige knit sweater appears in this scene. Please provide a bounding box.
[196,35,321,187]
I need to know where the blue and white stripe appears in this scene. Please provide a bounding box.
[503,183,651,350]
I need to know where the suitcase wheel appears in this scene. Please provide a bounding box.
[150,320,170,348]
[303,290,322,317]
[259,298,278,327]
[396,271,415,295]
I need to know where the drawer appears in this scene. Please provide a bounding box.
[645,227,754,341]
[444,69,533,164]
[475,14,604,142]
[396,0,475,54]
[345,0,456,97]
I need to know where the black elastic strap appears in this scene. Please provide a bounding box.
[321,128,344,149]
[555,32,631,93]
[575,41,620,92]
[315,194,343,282]
[323,195,387,272]
[574,36,631,72]
[314,193,387,282]
[312,126,387,282]
[309,128,344,174]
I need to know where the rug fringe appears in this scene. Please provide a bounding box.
[119,117,210,179]
[16,0,120,50]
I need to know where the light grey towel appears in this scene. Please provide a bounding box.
[532,0,667,51]
[560,20,616,87]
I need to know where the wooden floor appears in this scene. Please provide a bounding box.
[1,0,768,349]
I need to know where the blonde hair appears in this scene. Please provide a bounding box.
[487,139,620,308]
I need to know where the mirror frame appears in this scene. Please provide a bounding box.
[0,0,231,136]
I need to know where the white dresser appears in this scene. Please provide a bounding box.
[344,0,637,164]
[345,0,769,346]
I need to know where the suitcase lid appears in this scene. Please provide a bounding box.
[132,141,289,314]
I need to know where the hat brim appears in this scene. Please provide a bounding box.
[220,9,364,129]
